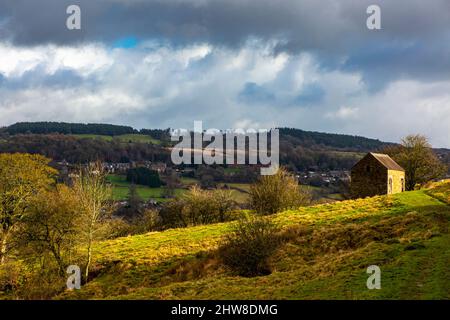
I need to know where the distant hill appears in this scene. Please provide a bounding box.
[4,122,388,151]
[1,122,448,172]
[279,127,389,152]
[277,128,392,171]
[0,133,170,164]
[5,122,137,136]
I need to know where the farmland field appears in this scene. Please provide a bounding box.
[106,174,185,201]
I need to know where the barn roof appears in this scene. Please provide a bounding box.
[369,153,405,171]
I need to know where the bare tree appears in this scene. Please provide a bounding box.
[73,162,112,282]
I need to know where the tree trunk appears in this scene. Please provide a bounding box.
[84,233,92,283]
[0,231,9,265]
[50,246,66,277]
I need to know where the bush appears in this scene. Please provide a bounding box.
[182,186,219,225]
[249,168,311,215]
[103,210,162,238]
[219,216,280,277]
[159,187,235,229]
[131,209,162,234]
[0,262,25,296]
[159,200,187,228]
[212,189,235,222]
[0,259,68,299]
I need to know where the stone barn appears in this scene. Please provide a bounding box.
[351,153,405,198]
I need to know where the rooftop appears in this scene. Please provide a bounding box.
[370,152,405,171]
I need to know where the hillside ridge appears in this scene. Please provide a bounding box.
[59,182,450,300]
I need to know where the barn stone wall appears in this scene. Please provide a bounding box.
[388,169,405,194]
[351,154,388,198]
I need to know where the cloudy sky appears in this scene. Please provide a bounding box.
[0,0,450,147]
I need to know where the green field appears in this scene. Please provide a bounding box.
[223,167,243,174]
[60,182,450,300]
[179,177,199,186]
[220,183,251,192]
[106,175,185,202]
[72,134,161,145]
[108,175,251,204]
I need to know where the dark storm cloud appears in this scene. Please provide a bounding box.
[1,0,450,88]
[342,37,450,91]
[0,0,447,48]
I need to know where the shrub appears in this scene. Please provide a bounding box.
[182,186,219,225]
[102,217,133,238]
[219,216,280,277]
[0,262,25,296]
[211,189,235,222]
[17,265,66,299]
[159,200,187,228]
[249,168,311,215]
[102,209,162,238]
[0,259,68,299]
[159,187,236,229]
[131,209,162,234]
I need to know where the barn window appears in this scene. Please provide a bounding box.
[366,165,371,173]
[401,178,405,192]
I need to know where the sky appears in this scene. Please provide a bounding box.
[0,0,450,147]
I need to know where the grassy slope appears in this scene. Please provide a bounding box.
[61,184,450,300]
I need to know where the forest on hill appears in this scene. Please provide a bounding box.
[4,122,137,136]
[1,122,449,172]
[279,128,387,151]
[0,134,171,164]
[2,122,388,151]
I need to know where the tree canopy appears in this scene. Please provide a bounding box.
[0,153,57,264]
[384,134,447,190]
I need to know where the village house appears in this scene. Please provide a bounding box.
[102,162,132,174]
[150,162,167,173]
[351,153,405,198]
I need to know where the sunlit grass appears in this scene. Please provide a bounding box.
[59,183,450,300]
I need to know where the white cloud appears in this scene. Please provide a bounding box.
[0,40,449,147]
[0,43,113,78]
[0,44,45,77]
[325,106,359,120]
[47,45,113,76]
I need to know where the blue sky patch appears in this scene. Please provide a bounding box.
[113,36,138,49]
